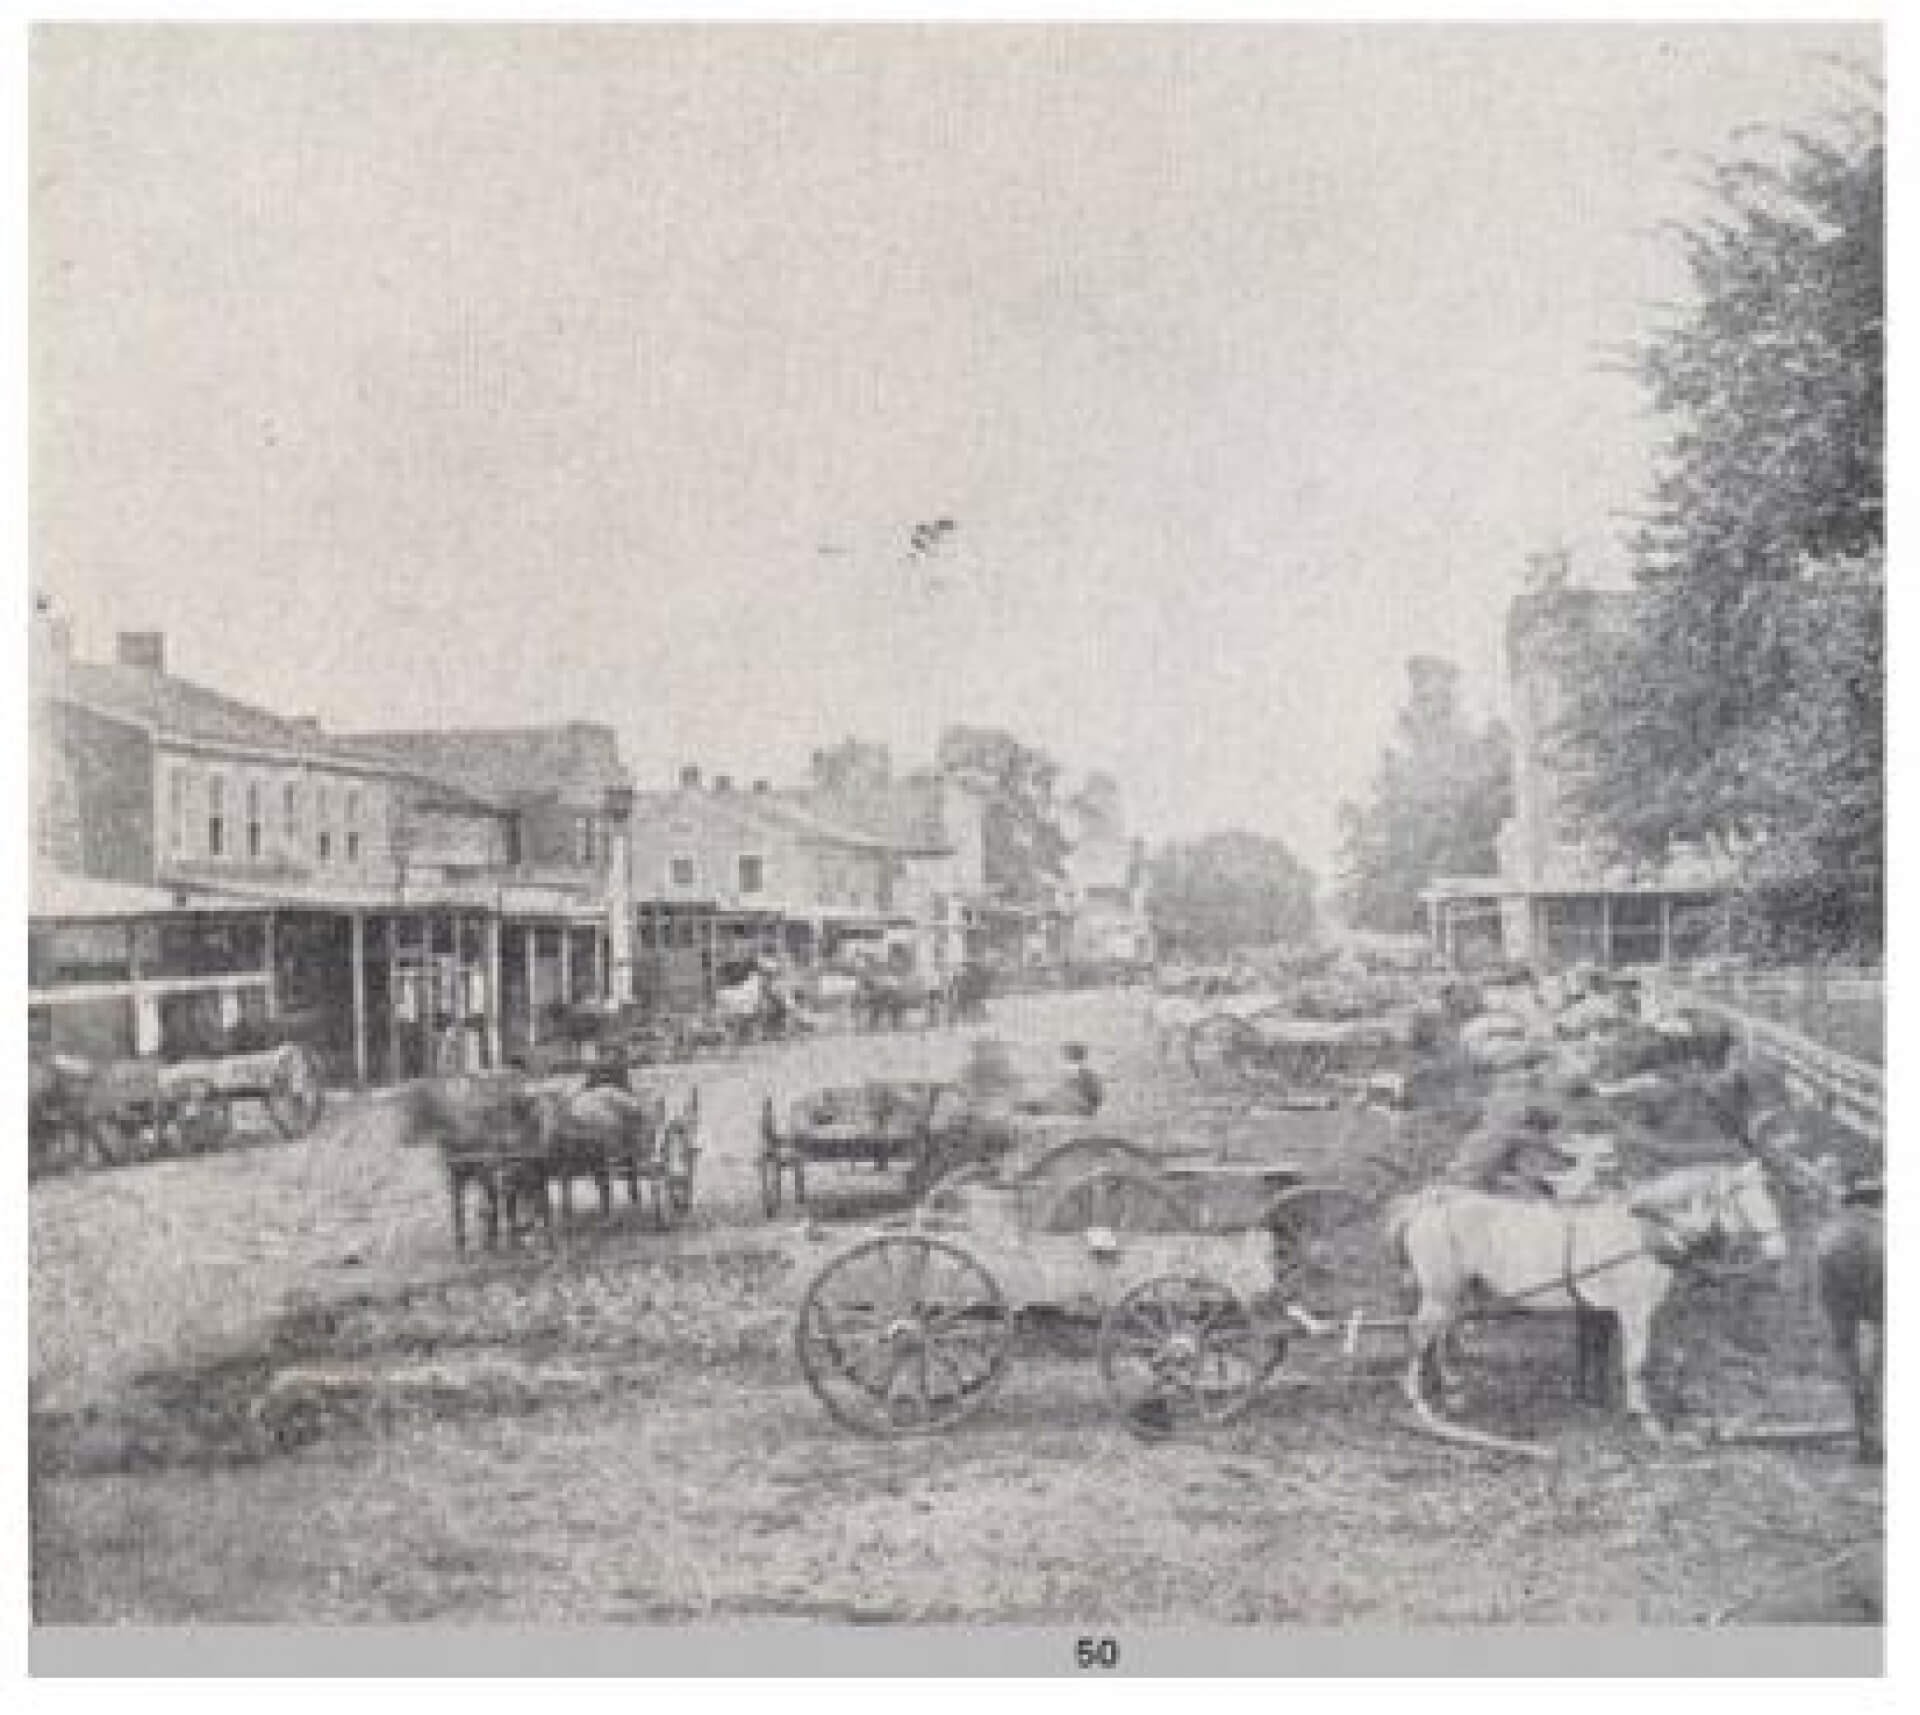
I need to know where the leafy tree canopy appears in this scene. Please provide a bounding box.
[1554,99,1883,951]
[937,724,1069,904]
[1148,830,1317,962]
[1337,657,1513,935]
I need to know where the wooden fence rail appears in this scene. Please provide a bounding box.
[1665,980,1884,1147]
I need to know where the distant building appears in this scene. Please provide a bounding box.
[1062,775,1153,969]
[1421,553,1732,971]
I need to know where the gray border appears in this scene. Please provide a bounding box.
[29,1624,1885,1677]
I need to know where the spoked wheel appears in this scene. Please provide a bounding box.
[266,1046,326,1138]
[1264,1183,1388,1306]
[666,1091,700,1215]
[170,1079,234,1155]
[1098,1274,1272,1439]
[664,1125,698,1217]
[1021,1135,1161,1189]
[1185,1015,1254,1082]
[88,1108,150,1169]
[1037,1167,1195,1234]
[796,1235,1013,1436]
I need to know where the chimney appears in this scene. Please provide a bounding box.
[679,765,702,791]
[116,630,167,673]
[713,774,734,794]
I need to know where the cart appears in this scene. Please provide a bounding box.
[793,1136,1391,1439]
[759,1079,991,1215]
[1184,1007,1406,1099]
[64,1042,328,1169]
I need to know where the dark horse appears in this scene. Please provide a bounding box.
[855,967,944,1032]
[1815,1182,1884,1465]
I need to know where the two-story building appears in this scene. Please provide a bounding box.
[31,618,632,1082]
[796,742,1001,977]
[1421,553,1733,972]
[627,767,908,1000]
[330,724,635,1064]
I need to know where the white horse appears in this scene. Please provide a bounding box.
[1390,1158,1787,1438]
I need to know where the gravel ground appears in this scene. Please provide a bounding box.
[29,990,1884,1625]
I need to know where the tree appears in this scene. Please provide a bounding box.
[1148,831,1316,962]
[936,725,1069,905]
[1337,657,1513,934]
[1555,102,1884,952]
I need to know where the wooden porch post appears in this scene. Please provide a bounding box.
[484,914,503,1069]
[1601,893,1614,968]
[525,922,540,1045]
[559,921,573,1007]
[263,911,279,1021]
[350,911,368,1088]
[1659,896,1673,967]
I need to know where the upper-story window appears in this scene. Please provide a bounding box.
[315,783,333,864]
[283,781,301,855]
[738,854,765,896]
[576,816,599,866]
[344,788,362,866]
[245,780,263,860]
[669,856,696,890]
[166,766,188,857]
[207,773,227,859]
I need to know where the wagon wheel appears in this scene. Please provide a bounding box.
[665,1100,699,1216]
[1020,1135,1161,1189]
[1097,1275,1272,1439]
[1037,1167,1195,1235]
[265,1047,326,1139]
[170,1078,234,1155]
[1263,1183,1389,1307]
[759,1096,802,1216]
[88,1107,150,1169]
[795,1235,1013,1436]
[1186,1014,1254,1082]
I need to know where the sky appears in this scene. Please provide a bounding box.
[30,24,1879,878]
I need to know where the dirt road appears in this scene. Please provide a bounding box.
[30,989,1883,1625]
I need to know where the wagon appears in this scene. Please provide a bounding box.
[70,1042,328,1168]
[793,1137,1388,1439]
[758,1079,996,1215]
[1184,1006,1410,1099]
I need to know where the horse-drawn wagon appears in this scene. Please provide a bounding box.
[758,1080,983,1215]
[418,1071,703,1252]
[30,1039,329,1173]
[792,1137,1375,1438]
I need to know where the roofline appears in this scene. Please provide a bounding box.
[52,689,426,782]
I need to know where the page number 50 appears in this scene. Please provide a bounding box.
[1075,1638,1120,1670]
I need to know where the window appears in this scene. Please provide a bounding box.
[344,789,362,867]
[669,856,696,890]
[207,773,226,858]
[738,855,764,896]
[283,780,301,854]
[316,784,333,864]
[246,780,263,859]
[576,816,599,866]
[167,766,188,856]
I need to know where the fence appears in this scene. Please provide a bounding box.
[1662,969,1884,1147]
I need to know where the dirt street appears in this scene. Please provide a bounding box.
[30,990,1883,1625]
